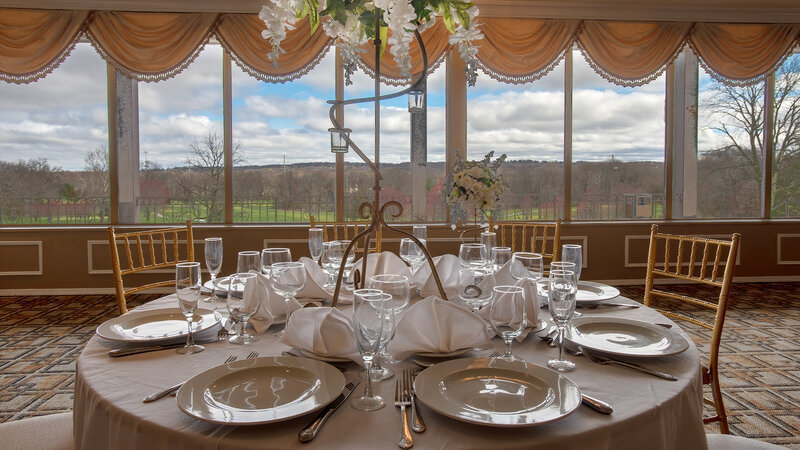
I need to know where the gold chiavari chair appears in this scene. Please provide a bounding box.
[107,220,195,315]
[309,215,382,256]
[643,224,741,434]
[489,218,562,266]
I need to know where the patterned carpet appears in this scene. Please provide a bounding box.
[1,284,798,447]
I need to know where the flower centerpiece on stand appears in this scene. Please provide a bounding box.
[446,151,507,229]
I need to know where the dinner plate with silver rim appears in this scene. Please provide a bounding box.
[300,349,351,363]
[413,357,581,427]
[202,276,231,296]
[416,348,474,358]
[177,356,345,425]
[537,281,620,305]
[565,316,690,358]
[96,308,220,343]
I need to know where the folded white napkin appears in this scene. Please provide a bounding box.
[414,254,461,300]
[388,296,492,360]
[280,307,363,364]
[248,273,303,334]
[478,277,540,342]
[295,257,334,301]
[349,251,412,284]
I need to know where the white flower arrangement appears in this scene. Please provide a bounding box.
[446,151,507,226]
[259,0,483,85]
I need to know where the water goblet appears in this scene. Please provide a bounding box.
[488,285,527,361]
[369,292,396,382]
[547,269,578,372]
[237,251,260,273]
[491,246,512,271]
[351,289,392,411]
[334,240,356,277]
[261,247,291,277]
[480,232,496,260]
[399,237,425,273]
[458,268,495,313]
[368,274,411,314]
[308,228,324,263]
[175,262,204,354]
[561,245,583,281]
[203,238,222,300]
[510,252,543,283]
[270,261,307,338]
[320,241,338,287]
[459,243,488,269]
[226,272,260,345]
[412,225,427,241]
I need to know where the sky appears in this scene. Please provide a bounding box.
[0,43,735,172]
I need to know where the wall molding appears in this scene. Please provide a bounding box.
[777,234,800,265]
[0,241,43,276]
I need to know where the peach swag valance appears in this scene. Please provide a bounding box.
[0,9,798,87]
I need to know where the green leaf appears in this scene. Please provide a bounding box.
[456,8,470,29]
[379,25,388,59]
[441,5,455,33]
[297,1,310,19]
[309,4,320,34]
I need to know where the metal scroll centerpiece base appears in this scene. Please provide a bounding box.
[327,19,447,306]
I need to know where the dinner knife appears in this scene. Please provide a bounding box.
[108,343,187,357]
[581,394,613,414]
[299,380,361,443]
[604,359,679,381]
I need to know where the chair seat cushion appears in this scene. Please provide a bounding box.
[707,433,786,449]
[0,412,73,450]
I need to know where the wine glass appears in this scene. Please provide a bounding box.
[368,274,411,314]
[547,269,578,372]
[412,225,427,241]
[270,261,307,338]
[309,228,324,263]
[459,243,488,269]
[203,238,223,299]
[550,261,577,313]
[370,292,396,382]
[561,244,583,281]
[226,272,260,345]
[399,237,425,273]
[509,252,543,283]
[491,246,512,271]
[488,285,526,361]
[261,247,291,277]
[176,262,203,354]
[458,268,495,313]
[237,251,260,273]
[480,232,496,260]
[320,241,338,287]
[334,240,356,277]
[351,289,391,411]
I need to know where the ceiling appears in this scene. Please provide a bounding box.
[2,0,800,22]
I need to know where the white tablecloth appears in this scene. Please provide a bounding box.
[74,294,707,450]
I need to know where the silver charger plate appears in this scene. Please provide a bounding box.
[96,308,220,343]
[537,281,620,305]
[414,357,581,427]
[202,276,230,297]
[565,316,690,358]
[177,356,345,425]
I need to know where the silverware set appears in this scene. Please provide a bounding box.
[394,373,414,449]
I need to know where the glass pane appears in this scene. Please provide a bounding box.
[0,43,109,224]
[697,69,763,218]
[232,51,335,223]
[572,50,665,220]
[138,46,223,223]
[467,60,565,221]
[343,64,447,223]
[771,53,800,218]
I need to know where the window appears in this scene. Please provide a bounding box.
[572,49,666,220]
[771,53,800,218]
[0,43,109,224]
[467,60,565,221]
[232,51,335,223]
[137,45,224,224]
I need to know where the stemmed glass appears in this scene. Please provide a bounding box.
[547,269,578,372]
[459,243,488,269]
[370,292,396,382]
[480,232,496,261]
[175,262,204,354]
[351,289,392,411]
[561,244,583,281]
[226,272,259,344]
[368,274,410,365]
[488,285,527,361]
[399,237,425,273]
[309,228,324,264]
[270,261,307,338]
[320,242,338,287]
[509,252,544,283]
[203,238,222,300]
[237,251,260,273]
[412,225,427,241]
[261,248,291,277]
[551,261,578,314]
[491,246,512,271]
[458,268,495,314]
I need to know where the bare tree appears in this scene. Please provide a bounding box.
[704,55,800,215]
[80,145,110,197]
[180,130,245,222]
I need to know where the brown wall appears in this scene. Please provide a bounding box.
[1,220,798,294]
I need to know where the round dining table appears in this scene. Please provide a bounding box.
[74,292,708,450]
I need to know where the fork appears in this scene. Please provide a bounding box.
[246,351,259,359]
[146,354,238,403]
[404,369,425,433]
[394,378,413,449]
